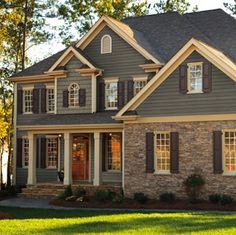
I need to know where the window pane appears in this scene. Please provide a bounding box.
[224,131,236,173]
[24,90,33,113]
[156,132,170,172]
[23,139,29,167]
[47,88,55,112]
[69,83,79,107]
[134,80,147,95]
[47,138,58,168]
[188,63,203,92]
[105,82,117,109]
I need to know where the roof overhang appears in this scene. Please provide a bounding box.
[76,16,162,65]
[114,38,236,119]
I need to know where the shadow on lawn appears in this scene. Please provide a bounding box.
[42,214,236,234]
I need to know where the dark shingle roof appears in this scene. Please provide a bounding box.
[13,9,236,78]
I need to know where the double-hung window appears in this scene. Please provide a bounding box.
[47,88,55,113]
[69,83,79,107]
[47,137,58,168]
[22,138,29,168]
[133,76,148,95]
[23,89,33,113]
[187,62,203,93]
[105,79,118,110]
[224,131,236,174]
[155,132,170,173]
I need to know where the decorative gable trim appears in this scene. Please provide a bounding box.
[48,46,96,72]
[76,16,161,64]
[114,38,236,119]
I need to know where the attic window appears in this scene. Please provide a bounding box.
[101,35,112,54]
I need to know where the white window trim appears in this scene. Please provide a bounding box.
[104,79,118,110]
[68,82,80,108]
[222,129,236,176]
[22,137,29,169]
[132,75,148,81]
[101,34,112,54]
[23,88,33,114]
[187,62,203,94]
[154,131,171,175]
[46,136,59,169]
[46,87,55,113]
[104,77,119,83]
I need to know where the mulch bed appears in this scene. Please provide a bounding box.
[50,198,236,211]
[0,213,14,220]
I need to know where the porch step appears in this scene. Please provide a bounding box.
[18,183,122,199]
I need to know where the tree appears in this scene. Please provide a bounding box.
[152,0,197,14]
[53,0,149,45]
[224,1,236,15]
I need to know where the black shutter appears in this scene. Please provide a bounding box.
[41,88,47,113]
[17,138,22,168]
[63,90,69,107]
[118,81,124,109]
[127,80,134,101]
[146,132,154,173]
[203,62,212,93]
[99,82,105,111]
[179,65,187,94]
[79,89,86,106]
[17,90,23,114]
[40,137,47,169]
[32,89,39,113]
[213,131,223,174]
[170,132,179,173]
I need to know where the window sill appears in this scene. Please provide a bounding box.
[23,112,33,115]
[187,91,203,94]
[68,106,80,109]
[105,107,118,111]
[153,171,171,175]
[222,172,236,176]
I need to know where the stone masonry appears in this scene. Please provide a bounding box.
[124,120,236,199]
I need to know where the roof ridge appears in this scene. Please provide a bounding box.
[184,8,224,15]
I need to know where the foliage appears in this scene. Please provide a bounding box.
[224,0,236,15]
[208,194,221,204]
[159,192,176,203]
[220,195,233,205]
[152,0,198,14]
[183,174,205,203]
[73,186,86,197]
[51,0,148,45]
[134,192,148,204]
[94,189,112,202]
[58,185,73,200]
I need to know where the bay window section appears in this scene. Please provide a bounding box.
[47,137,58,169]
[105,81,118,110]
[155,132,170,173]
[23,89,33,113]
[224,131,236,173]
[103,133,122,171]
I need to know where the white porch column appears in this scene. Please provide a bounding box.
[64,132,72,185]
[93,132,102,186]
[27,133,37,185]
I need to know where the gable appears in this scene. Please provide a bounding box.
[137,51,236,117]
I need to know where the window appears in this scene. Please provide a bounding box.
[224,131,236,173]
[69,83,79,107]
[47,88,55,112]
[23,89,33,113]
[134,79,147,95]
[187,62,203,93]
[155,132,170,173]
[101,35,112,54]
[22,138,29,168]
[105,81,118,110]
[104,133,122,171]
[47,137,58,168]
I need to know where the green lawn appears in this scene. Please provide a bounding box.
[1,207,236,235]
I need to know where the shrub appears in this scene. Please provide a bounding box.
[134,192,148,204]
[208,194,221,204]
[73,186,86,197]
[95,189,111,202]
[183,174,205,203]
[160,192,176,203]
[220,195,233,205]
[58,185,73,200]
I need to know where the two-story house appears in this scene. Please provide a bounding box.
[9,9,236,199]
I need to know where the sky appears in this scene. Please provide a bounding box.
[28,0,235,62]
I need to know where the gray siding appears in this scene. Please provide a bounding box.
[57,56,92,114]
[102,172,122,183]
[137,51,236,116]
[37,169,58,183]
[84,26,153,105]
[16,168,27,185]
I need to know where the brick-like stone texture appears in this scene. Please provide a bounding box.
[124,121,236,199]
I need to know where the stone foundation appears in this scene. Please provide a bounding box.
[124,120,236,199]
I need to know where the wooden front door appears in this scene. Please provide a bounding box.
[72,135,89,181]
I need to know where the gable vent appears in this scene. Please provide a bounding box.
[101,34,112,54]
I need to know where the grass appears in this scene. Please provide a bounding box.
[1,207,236,234]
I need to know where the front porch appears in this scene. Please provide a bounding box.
[16,127,124,188]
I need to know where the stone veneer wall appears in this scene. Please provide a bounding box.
[124,120,236,199]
